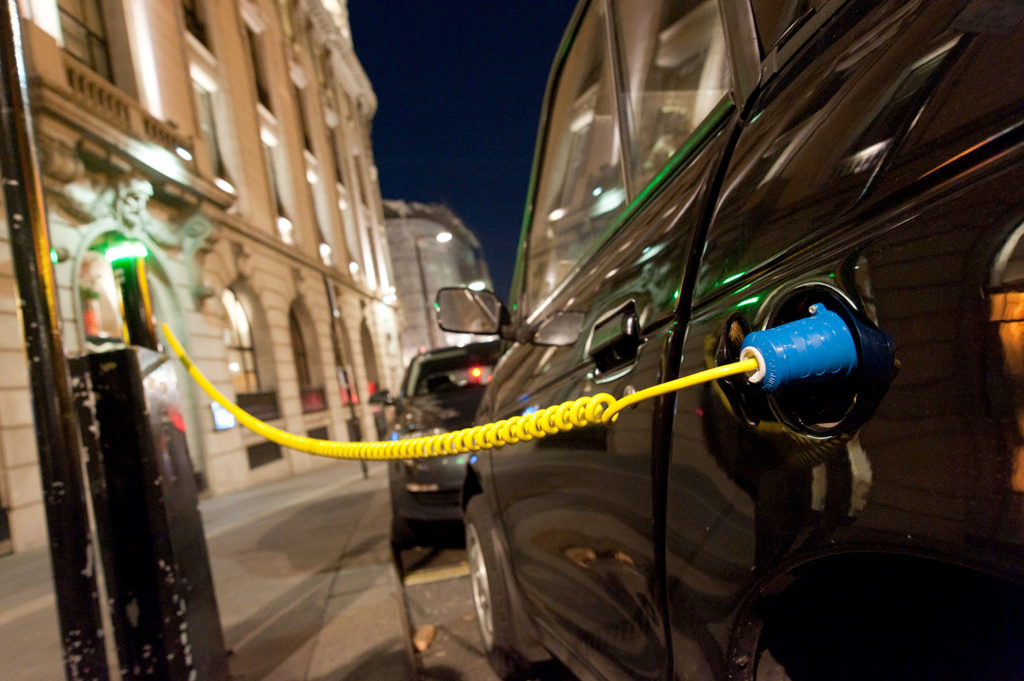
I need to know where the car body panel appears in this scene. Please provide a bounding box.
[462,0,1024,679]
[480,112,738,680]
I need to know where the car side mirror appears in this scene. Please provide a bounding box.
[436,287,508,335]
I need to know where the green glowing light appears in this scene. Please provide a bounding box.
[735,296,761,309]
[50,249,58,264]
[104,241,149,263]
[720,271,746,286]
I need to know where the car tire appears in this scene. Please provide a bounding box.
[465,495,533,681]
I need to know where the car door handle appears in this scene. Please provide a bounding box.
[588,303,640,372]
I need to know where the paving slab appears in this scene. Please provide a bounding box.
[0,460,416,681]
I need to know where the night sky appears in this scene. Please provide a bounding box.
[347,1,578,300]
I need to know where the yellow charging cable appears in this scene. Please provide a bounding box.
[161,323,758,461]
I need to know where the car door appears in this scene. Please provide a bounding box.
[478,1,739,679]
[665,2,1024,678]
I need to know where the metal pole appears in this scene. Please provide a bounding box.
[324,276,367,477]
[0,2,109,679]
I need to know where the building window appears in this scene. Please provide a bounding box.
[222,287,258,394]
[294,85,314,152]
[290,306,312,389]
[245,25,272,111]
[290,302,326,413]
[328,125,346,186]
[223,285,280,420]
[194,84,228,180]
[59,0,112,81]
[181,0,209,47]
[246,441,282,469]
[262,141,295,244]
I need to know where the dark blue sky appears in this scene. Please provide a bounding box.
[347,2,577,299]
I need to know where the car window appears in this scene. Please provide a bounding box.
[526,0,624,310]
[614,0,731,193]
[523,0,733,316]
[750,0,813,53]
[402,346,499,397]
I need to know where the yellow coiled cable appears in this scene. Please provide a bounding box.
[161,323,758,461]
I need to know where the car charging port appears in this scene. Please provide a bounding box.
[739,290,898,436]
[740,304,860,393]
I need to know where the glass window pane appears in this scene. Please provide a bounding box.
[194,85,226,177]
[61,19,90,63]
[615,0,730,191]
[82,0,105,35]
[222,289,253,350]
[289,308,312,389]
[750,0,813,53]
[526,0,624,308]
[89,36,112,81]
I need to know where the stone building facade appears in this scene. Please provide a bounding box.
[382,199,493,368]
[0,0,403,554]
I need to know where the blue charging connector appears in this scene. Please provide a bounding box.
[740,304,859,393]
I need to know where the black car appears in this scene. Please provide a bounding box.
[386,341,503,547]
[436,1,1024,680]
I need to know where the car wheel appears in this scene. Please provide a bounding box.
[465,495,533,681]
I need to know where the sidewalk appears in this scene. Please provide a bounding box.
[0,460,416,681]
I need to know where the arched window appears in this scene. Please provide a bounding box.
[222,287,258,394]
[289,306,311,388]
[289,302,326,413]
[222,284,279,420]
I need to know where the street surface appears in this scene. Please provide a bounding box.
[0,461,578,681]
[396,526,578,681]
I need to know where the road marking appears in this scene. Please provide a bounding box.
[403,562,469,586]
[0,593,55,627]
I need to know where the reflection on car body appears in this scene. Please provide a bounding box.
[438,0,1024,680]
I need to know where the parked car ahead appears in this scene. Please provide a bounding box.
[386,341,503,547]
[438,1,1024,680]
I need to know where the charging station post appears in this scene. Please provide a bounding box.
[0,3,109,678]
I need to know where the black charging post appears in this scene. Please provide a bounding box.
[71,242,229,680]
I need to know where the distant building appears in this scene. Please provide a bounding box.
[0,0,402,554]
[383,200,493,367]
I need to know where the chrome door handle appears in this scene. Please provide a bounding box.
[588,303,639,372]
